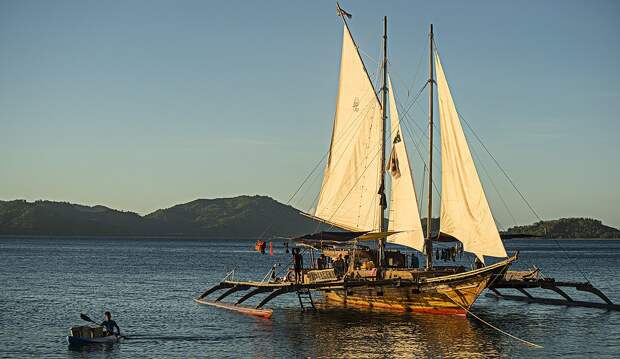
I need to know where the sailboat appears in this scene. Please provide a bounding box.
[196,6,620,317]
[195,7,517,317]
[304,9,516,315]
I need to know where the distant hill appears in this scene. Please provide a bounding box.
[145,196,325,237]
[1,198,618,239]
[0,196,325,238]
[0,200,147,236]
[506,218,620,239]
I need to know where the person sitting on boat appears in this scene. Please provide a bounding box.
[474,257,484,269]
[100,311,121,336]
[293,248,303,283]
[269,263,281,283]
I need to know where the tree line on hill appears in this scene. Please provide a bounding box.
[0,196,618,239]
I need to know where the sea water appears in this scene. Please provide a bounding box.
[0,238,618,358]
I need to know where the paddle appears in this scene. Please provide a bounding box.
[80,313,98,325]
[80,313,126,339]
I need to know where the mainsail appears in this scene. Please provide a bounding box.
[386,78,425,251]
[314,23,383,231]
[435,53,508,261]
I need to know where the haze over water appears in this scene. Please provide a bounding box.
[1,238,618,358]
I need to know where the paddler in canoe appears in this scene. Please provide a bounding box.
[67,312,123,345]
[100,311,121,336]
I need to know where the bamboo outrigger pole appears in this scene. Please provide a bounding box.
[378,16,388,269]
[425,24,435,270]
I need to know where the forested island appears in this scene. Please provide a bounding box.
[506,218,620,239]
[0,196,618,239]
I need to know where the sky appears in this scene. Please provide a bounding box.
[1,1,619,228]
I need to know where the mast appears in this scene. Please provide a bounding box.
[378,16,388,269]
[425,24,435,270]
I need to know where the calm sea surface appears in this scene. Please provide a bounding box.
[1,238,619,358]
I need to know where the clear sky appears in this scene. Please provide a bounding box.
[1,1,619,228]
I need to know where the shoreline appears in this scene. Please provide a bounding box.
[0,235,618,241]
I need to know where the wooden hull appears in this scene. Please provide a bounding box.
[322,256,514,316]
[66,335,122,345]
[323,275,488,316]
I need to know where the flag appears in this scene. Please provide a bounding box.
[336,4,352,19]
[393,131,402,144]
[387,148,401,178]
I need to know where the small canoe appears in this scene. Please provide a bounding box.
[66,335,122,345]
[194,298,273,319]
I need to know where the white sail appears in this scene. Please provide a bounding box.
[435,54,507,262]
[386,78,425,251]
[314,23,383,231]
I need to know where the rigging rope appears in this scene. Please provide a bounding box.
[470,145,518,229]
[458,112,592,283]
[323,122,403,231]
[319,78,432,232]
[428,36,592,283]
[444,295,543,349]
[310,97,381,232]
[392,82,442,196]
[258,90,379,238]
[418,163,426,211]
[399,108,441,195]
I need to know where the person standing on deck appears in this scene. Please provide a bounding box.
[334,254,345,277]
[293,248,303,283]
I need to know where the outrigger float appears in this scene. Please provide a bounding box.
[195,5,619,318]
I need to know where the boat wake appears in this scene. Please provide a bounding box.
[125,334,254,342]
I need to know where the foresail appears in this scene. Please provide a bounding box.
[314,23,383,231]
[386,78,424,251]
[435,54,507,262]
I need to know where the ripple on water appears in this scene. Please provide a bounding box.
[0,238,619,358]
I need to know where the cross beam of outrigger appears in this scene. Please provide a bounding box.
[195,277,403,318]
[486,269,620,311]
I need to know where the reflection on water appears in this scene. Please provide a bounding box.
[250,306,504,358]
[67,343,118,358]
[1,238,618,358]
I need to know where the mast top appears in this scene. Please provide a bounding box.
[336,3,352,19]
